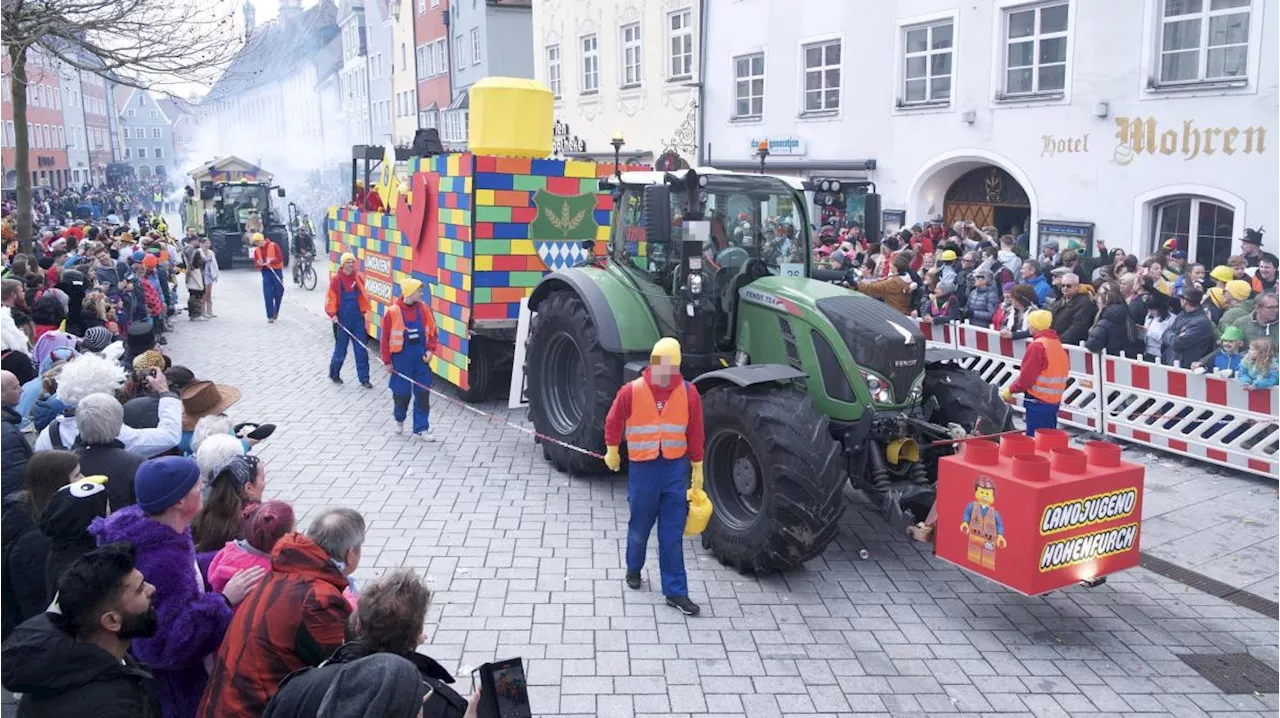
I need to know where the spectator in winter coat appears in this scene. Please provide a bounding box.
[1227,290,1278,352]
[1049,274,1097,345]
[40,474,112,601]
[1203,287,1230,324]
[1191,325,1247,377]
[1253,256,1277,294]
[191,454,266,553]
[964,268,1000,327]
[262,570,474,718]
[1,450,79,639]
[263,654,427,718]
[853,253,915,315]
[1,369,31,498]
[1237,338,1279,390]
[0,543,163,718]
[89,457,266,718]
[1120,273,1147,326]
[74,393,142,512]
[1161,287,1217,368]
[196,509,364,718]
[1143,294,1176,362]
[1086,283,1143,356]
[206,500,294,596]
[922,279,961,325]
[1038,239,1061,272]
[997,235,1022,277]
[1218,280,1254,328]
[1018,260,1052,305]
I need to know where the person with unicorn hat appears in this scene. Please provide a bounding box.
[379,277,438,440]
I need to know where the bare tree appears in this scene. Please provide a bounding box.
[2,0,243,253]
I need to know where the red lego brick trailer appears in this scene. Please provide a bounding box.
[934,430,1145,596]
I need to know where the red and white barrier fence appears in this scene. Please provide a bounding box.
[918,319,1278,479]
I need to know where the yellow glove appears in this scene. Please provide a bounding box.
[1000,387,1013,404]
[604,446,621,472]
[690,461,704,493]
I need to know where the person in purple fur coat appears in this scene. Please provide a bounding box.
[90,456,265,718]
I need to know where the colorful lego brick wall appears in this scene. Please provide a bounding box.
[470,157,631,322]
[325,206,414,339]
[408,153,473,391]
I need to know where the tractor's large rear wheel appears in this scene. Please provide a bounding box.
[922,363,1017,476]
[700,385,845,572]
[525,291,622,475]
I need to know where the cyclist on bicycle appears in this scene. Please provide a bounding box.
[292,215,317,260]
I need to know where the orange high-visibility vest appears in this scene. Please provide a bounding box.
[625,378,689,461]
[1027,335,1069,404]
[384,304,409,354]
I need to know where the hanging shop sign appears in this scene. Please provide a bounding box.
[748,137,806,156]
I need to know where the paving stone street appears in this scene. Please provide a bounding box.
[129,270,1280,716]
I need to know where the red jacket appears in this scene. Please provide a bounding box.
[605,368,705,462]
[196,533,350,718]
[1010,329,1058,395]
[378,298,438,365]
[252,240,284,271]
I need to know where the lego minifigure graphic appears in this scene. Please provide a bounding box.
[960,476,1006,569]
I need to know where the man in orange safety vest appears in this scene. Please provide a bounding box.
[604,338,704,616]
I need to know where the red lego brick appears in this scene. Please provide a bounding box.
[511,207,538,224]
[473,303,508,320]
[475,223,493,239]
[934,431,1144,596]
[546,176,580,196]
[475,156,497,173]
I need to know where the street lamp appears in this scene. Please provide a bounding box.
[611,131,625,181]
[756,140,769,174]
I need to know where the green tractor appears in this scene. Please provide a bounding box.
[524,168,1012,572]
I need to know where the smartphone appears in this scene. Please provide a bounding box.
[472,658,531,718]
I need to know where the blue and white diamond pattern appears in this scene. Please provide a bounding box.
[535,241,589,271]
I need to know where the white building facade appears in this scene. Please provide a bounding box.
[532,0,700,165]
[339,0,372,146]
[703,0,1278,264]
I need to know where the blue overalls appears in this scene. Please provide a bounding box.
[389,306,432,434]
[627,456,690,598]
[261,266,284,319]
[329,281,370,383]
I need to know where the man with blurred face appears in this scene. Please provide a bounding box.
[603,338,704,616]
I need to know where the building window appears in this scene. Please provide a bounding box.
[417,45,428,79]
[546,45,562,98]
[668,9,693,79]
[1159,0,1251,84]
[417,0,425,14]
[1002,2,1069,96]
[471,28,481,65]
[455,35,463,69]
[1153,197,1235,267]
[401,43,407,72]
[581,35,599,92]
[137,147,147,158]
[802,39,841,113]
[621,22,642,87]
[122,128,130,140]
[154,147,163,159]
[901,19,953,105]
[435,40,446,75]
[127,109,135,117]
[152,128,161,139]
[123,148,131,159]
[733,53,765,118]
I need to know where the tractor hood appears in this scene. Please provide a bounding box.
[738,276,926,403]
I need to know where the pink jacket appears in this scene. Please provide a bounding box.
[207,540,272,595]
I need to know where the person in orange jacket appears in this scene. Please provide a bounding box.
[1002,309,1067,436]
[250,233,284,322]
[379,277,438,440]
[326,252,372,387]
[603,337,704,616]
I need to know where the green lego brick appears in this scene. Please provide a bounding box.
[513,175,548,191]
[475,205,513,223]
[509,271,544,288]
[475,239,511,255]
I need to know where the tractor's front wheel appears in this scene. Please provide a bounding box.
[525,291,622,474]
[700,385,845,572]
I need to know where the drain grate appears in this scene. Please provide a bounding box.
[1139,553,1280,620]
[1178,653,1279,695]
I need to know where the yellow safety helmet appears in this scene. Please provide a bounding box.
[1206,287,1226,308]
[1210,265,1234,284]
[251,232,265,245]
[340,252,356,266]
[1226,279,1252,301]
[939,249,958,262]
[1027,309,1053,332]
[650,337,681,365]
[399,277,424,297]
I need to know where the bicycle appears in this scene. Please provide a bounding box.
[292,250,318,290]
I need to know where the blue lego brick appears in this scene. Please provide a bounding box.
[475,172,514,190]
[473,271,511,288]
[593,209,610,226]
[530,159,565,177]
[492,223,528,240]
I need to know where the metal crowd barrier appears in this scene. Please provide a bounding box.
[916,319,1278,479]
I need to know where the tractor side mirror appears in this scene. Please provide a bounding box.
[277,188,286,198]
[643,185,672,252]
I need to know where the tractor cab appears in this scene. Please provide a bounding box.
[603,168,813,375]
[200,179,289,267]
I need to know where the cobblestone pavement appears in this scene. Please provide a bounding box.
[138,270,1280,716]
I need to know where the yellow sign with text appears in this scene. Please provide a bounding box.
[1113,117,1267,165]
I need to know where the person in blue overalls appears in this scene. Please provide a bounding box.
[251,233,285,322]
[326,253,372,388]
[379,277,438,441]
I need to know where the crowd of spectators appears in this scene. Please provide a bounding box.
[0,216,480,717]
[819,219,1278,389]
